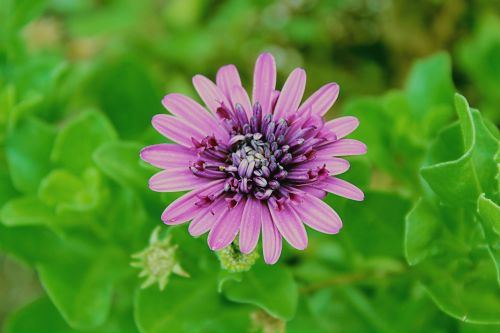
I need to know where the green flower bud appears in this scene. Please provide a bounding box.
[131,227,189,290]
[216,239,259,273]
[250,310,285,333]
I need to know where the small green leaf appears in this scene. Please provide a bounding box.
[404,199,442,266]
[221,263,299,321]
[477,194,500,285]
[38,168,102,213]
[51,110,117,173]
[93,141,151,189]
[421,94,499,205]
[1,196,53,227]
[5,117,56,193]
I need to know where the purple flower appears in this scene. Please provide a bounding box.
[141,53,366,264]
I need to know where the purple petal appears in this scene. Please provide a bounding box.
[216,64,242,102]
[152,114,204,147]
[318,139,367,156]
[149,168,212,192]
[140,144,195,169]
[273,68,306,120]
[293,194,342,234]
[161,179,225,224]
[230,85,253,117]
[189,198,226,236]
[239,197,262,254]
[322,177,364,201]
[208,199,245,250]
[193,74,231,115]
[252,53,276,114]
[324,116,359,139]
[261,204,282,264]
[268,201,308,250]
[298,82,339,116]
[162,93,228,140]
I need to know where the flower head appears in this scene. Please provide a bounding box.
[131,227,189,290]
[141,53,366,264]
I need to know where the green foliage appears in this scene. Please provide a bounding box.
[1,1,500,332]
[405,95,500,324]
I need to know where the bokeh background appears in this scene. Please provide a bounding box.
[1,0,499,332]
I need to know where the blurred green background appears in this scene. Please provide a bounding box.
[1,0,499,332]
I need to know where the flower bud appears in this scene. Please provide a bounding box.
[131,227,189,290]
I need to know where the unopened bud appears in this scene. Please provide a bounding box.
[131,227,189,290]
[216,239,259,273]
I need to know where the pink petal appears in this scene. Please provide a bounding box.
[193,74,231,115]
[294,157,350,175]
[239,197,262,254]
[268,201,308,250]
[297,82,339,116]
[322,177,364,201]
[149,168,212,192]
[324,116,359,139]
[293,194,342,234]
[297,185,327,199]
[216,64,242,102]
[152,114,204,147]
[273,68,306,120]
[261,204,282,264]
[252,53,276,114]
[230,85,252,117]
[161,179,225,224]
[140,144,195,169]
[318,139,367,156]
[189,198,227,236]
[208,199,245,250]
[162,93,228,140]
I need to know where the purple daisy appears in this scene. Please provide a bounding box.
[140,53,366,264]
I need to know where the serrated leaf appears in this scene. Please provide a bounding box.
[421,94,499,206]
[477,194,500,285]
[134,273,251,333]
[93,141,151,189]
[51,110,117,173]
[220,263,299,321]
[5,117,56,193]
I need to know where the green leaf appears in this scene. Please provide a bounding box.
[134,273,251,333]
[38,168,103,213]
[38,242,128,330]
[405,52,455,121]
[5,117,56,193]
[93,141,152,190]
[92,58,163,139]
[421,94,499,206]
[3,297,77,333]
[405,199,442,266]
[51,110,117,173]
[341,191,411,258]
[220,263,299,321]
[477,194,500,285]
[1,196,54,227]
[0,0,47,33]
